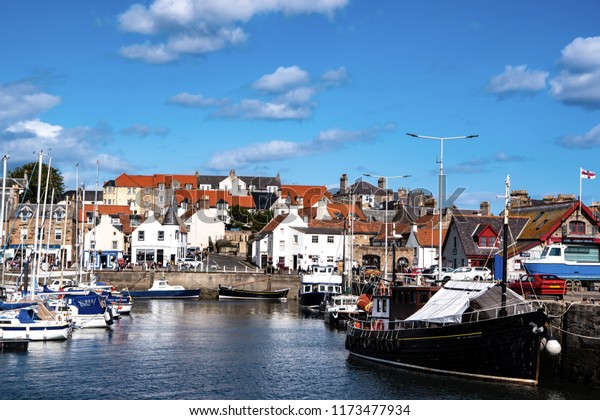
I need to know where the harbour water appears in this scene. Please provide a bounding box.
[2,299,599,400]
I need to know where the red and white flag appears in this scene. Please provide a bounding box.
[581,168,596,179]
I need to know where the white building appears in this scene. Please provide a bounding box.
[182,208,226,253]
[253,211,345,271]
[83,214,125,270]
[131,200,187,266]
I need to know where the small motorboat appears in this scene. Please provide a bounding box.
[128,278,200,299]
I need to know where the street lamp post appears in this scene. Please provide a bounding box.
[363,173,411,281]
[406,133,478,283]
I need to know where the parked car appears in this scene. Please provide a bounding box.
[178,257,203,270]
[422,266,454,282]
[449,266,491,281]
[509,274,566,299]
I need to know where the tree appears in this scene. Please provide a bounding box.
[8,161,66,204]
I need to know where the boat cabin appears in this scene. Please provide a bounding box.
[369,284,440,329]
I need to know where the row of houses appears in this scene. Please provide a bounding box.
[1,170,599,279]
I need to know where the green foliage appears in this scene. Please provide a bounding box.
[228,205,273,233]
[8,161,66,204]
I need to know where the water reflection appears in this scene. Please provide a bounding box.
[1,299,599,400]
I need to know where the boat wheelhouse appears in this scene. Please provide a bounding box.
[523,243,600,284]
[299,265,343,309]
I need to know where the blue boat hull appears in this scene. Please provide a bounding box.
[523,261,600,280]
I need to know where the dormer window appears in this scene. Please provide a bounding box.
[474,225,498,248]
[19,208,33,221]
[478,235,497,247]
[54,210,65,221]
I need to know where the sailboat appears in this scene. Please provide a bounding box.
[345,176,560,385]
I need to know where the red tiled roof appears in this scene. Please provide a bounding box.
[415,227,448,247]
[259,213,288,235]
[175,189,256,209]
[153,174,197,189]
[281,185,330,206]
[114,173,154,188]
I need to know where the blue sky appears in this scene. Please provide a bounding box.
[1,0,600,214]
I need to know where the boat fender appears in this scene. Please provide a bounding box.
[355,321,361,329]
[545,337,562,356]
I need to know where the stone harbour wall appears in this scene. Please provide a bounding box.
[98,270,302,300]
[541,300,600,388]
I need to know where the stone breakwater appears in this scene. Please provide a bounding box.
[98,271,600,388]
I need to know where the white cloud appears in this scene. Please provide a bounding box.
[214,99,313,120]
[204,127,377,170]
[0,81,61,124]
[550,36,600,109]
[486,65,548,96]
[559,36,600,72]
[169,65,347,121]
[117,0,348,63]
[557,123,600,149]
[320,67,349,87]
[119,43,178,64]
[251,66,310,93]
[167,92,228,107]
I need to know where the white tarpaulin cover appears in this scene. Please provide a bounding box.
[405,280,531,324]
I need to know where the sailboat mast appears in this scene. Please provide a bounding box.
[501,175,510,317]
[31,150,44,295]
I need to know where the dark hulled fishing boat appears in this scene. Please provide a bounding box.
[345,176,559,385]
[345,281,549,384]
[217,285,289,301]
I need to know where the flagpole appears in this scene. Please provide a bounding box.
[580,167,582,215]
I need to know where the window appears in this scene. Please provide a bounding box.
[158,183,165,191]
[327,236,334,243]
[478,235,497,247]
[569,221,585,235]
[293,235,298,244]
[138,231,145,241]
[185,184,192,190]
[158,231,164,241]
[312,236,318,243]
[20,227,27,240]
[279,240,285,251]
[549,247,562,257]
[54,210,64,221]
[112,241,118,250]
[19,209,32,221]
[55,228,62,241]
